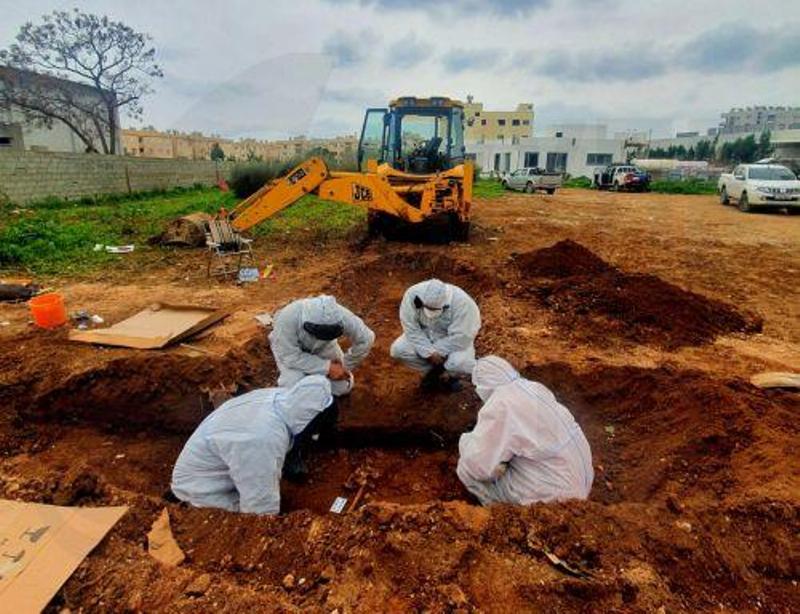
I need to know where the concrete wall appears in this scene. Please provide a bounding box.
[0,150,234,204]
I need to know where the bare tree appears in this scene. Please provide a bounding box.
[0,9,162,154]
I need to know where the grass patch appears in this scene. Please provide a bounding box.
[473,179,506,199]
[649,179,718,195]
[564,176,593,189]
[251,194,366,242]
[0,187,237,275]
[0,187,367,276]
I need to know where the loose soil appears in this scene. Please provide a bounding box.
[514,239,763,349]
[1,189,799,612]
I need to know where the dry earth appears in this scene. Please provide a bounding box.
[1,188,799,612]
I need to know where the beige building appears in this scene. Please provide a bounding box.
[464,95,534,145]
[122,128,357,164]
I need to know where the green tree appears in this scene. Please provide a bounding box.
[756,130,773,160]
[210,142,225,161]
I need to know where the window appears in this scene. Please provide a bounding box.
[512,135,520,145]
[503,152,511,171]
[546,152,567,172]
[0,137,11,146]
[497,135,504,143]
[481,119,487,126]
[494,153,501,171]
[475,112,480,117]
[512,119,520,126]
[586,153,612,165]
[498,119,506,126]
[522,120,530,125]
[524,152,539,167]
[555,131,563,138]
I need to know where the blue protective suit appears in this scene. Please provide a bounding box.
[171,376,332,515]
[269,295,375,396]
[390,279,481,375]
[457,356,593,506]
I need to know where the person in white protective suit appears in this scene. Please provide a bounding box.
[269,295,375,397]
[170,375,333,515]
[390,278,481,392]
[457,356,593,506]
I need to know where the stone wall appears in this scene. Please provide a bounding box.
[0,150,235,203]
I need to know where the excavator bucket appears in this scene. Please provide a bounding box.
[230,157,329,231]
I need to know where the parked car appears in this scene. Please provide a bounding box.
[593,164,650,192]
[501,167,562,194]
[718,163,800,212]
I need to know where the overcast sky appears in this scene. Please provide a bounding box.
[2,0,799,139]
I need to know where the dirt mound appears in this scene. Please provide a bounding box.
[515,240,762,348]
[515,239,612,278]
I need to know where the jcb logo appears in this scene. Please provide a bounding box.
[352,184,373,202]
[287,168,307,185]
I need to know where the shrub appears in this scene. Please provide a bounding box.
[229,161,287,199]
[649,178,718,195]
[564,176,592,189]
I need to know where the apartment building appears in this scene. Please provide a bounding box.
[719,106,800,135]
[463,96,533,145]
[122,129,358,163]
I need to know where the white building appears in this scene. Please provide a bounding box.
[467,124,626,178]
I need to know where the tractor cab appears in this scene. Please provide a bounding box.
[358,96,465,174]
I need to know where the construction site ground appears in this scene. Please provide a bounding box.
[1,188,798,612]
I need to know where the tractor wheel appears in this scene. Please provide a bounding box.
[449,213,471,242]
[524,182,534,194]
[719,187,729,205]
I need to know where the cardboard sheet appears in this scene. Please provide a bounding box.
[0,499,127,613]
[69,303,228,349]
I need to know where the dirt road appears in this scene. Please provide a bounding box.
[1,189,798,612]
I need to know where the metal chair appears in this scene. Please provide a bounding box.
[205,218,254,278]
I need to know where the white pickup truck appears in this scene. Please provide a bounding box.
[718,163,800,212]
[501,167,562,194]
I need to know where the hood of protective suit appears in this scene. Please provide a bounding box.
[275,375,333,435]
[420,279,450,309]
[472,355,520,401]
[302,295,343,327]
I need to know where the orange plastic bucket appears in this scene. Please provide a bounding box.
[29,293,67,328]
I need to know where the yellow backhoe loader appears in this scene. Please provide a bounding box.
[226,96,473,242]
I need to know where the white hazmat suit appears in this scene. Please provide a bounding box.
[390,279,481,375]
[457,356,593,506]
[269,295,375,396]
[171,376,333,515]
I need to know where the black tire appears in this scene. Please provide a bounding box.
[524,182,534,194]
[449,213,471,242]
[501,180,508,190]
[720,186,729,205]
[738,192,752,213]
[612,181,620,191]
[546,188,556,195]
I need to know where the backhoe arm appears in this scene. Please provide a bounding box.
[230,158,329,231]
[229,156,428,231]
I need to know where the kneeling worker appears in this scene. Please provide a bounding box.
[170,376,333,515]
[270,295,375,397]
[390,278,481,391]
[457,356,593,506]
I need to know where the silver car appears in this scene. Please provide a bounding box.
[502,167,562,194]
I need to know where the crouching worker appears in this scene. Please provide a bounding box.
[170,376,333,515]
[270,295,375,397]
[457,356,593,506]
[390,279,481,392]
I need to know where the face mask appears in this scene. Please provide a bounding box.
[475,385,493,402]
[423,307,443,320]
